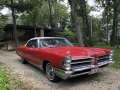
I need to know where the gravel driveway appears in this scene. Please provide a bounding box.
[0,50,120,90]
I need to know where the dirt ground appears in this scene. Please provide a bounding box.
[0,50,120,90]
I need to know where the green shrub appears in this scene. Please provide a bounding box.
[72,43,78,46]
[0,68,11,90]
[8,48,16,51]
[0,42,4,49]
[95,42,106,46]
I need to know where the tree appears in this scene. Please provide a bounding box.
[0,15,8,35]
[0,21,4,36]
[11,0,20,47]
[95,0,112,45]
[18,0,43,37]
[111,0,119,48]
[44,0,56,29]
[0,0,20,46]
[68,0,83,46]
[68,0,94,46]
[52,2,69,30]
[20,1,69,30]
[82,0,92,46]
[95,0,120,48]
[57,28,75,42]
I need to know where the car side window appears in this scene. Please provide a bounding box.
[26,40,38,48]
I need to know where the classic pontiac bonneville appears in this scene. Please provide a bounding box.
[16,37,114,82]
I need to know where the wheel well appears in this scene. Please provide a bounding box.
[42,60,49,72]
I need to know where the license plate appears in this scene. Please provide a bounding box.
[90,68,98,74]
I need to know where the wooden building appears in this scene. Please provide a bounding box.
[0,24,55,50]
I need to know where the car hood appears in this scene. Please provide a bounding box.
[39,46,110,58]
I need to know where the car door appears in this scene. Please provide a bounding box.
[25,39,39,64]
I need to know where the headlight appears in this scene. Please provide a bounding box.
[62,56,72,71]
[109,50,114,60]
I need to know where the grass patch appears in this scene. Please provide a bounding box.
[95,46,120,69]
[0,68,11,90]
[0,63,34,90]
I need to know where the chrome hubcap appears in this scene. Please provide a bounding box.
[46,63,55,80]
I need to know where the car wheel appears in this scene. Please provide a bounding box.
[21,58,28,64]
[46,63,60,82]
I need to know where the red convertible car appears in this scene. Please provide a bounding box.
[16,37,114,82]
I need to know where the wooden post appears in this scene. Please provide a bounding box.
[40,29,44,37]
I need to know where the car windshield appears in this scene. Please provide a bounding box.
[39,38,73,47]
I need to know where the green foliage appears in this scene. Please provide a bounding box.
[0,15,9,36]
[91,33,101,46]
[19,1,69,30]
[90,18,103,46]
[19,1,45,26]
[72,43,78,46]
[0,68,11,90]
[17,31,25,37]
[95,42,106,46]
[0,42,4,49]
[57,28,75,42]
[0,63,33,90]
[8,48,16,51]
[1,0,115,47]
[52,2,69,29]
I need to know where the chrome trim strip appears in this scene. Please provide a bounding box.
[72,57,94,60]
[71,60,93,64]
[70,72,90,78]
[27,61,44,71]
[72,65,95,72]
[98,60,115,68]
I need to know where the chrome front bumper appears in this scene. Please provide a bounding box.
[54,60,115,80]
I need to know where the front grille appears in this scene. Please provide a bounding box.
[71,58,93,69]
[98,54,109,63]
[69,58,94,77]
[71,69,91,75]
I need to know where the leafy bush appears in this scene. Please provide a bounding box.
[0,42,4,49]
[91,32,101,46]
[0,68,10,90]
[95,42,106,46]
[56,28,76,43]
[8,48,16,51]
[72,43,78,46]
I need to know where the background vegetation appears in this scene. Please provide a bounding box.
[0,0,119,48]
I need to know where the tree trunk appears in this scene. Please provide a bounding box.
[10,0,19,47]
[106,22,109,45]
[116,18,119,49]
[34,24,37,37]
[68,0,83,46]
[111,0,117,47]
[48,0,53,30]
[106,0,109,45]
[83,0,92,46]
[115,0,119,49]
[82,11,87,46]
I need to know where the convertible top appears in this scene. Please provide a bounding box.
[30,37,66,40]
